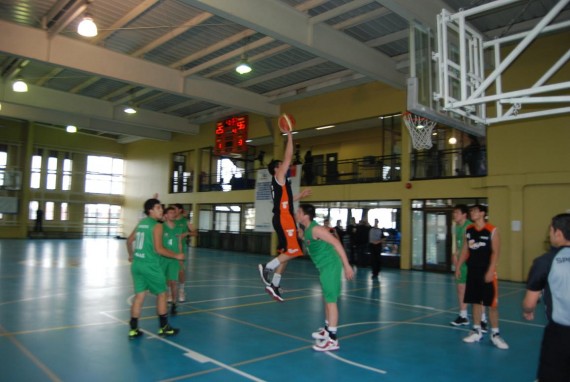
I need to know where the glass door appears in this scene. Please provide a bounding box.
[424,211,451,271]
[412,209,452,271]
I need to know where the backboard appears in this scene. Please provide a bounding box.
[408,0,570,137]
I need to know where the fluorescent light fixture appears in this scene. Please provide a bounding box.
[316,125,335,130]
[123,106,137,114]
[245,139,252,143]
[282,131,298,136]
[66,125,77,133]
[77,15,98,37]
[12,79,28,92]
[448,137,457,144]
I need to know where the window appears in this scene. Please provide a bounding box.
[61,203,68,221]
[45,201,54,221]
[84,204,122,236]
[29,201,39,220]
[46,153,58,190]
[217,158,242,192]
[85,156,124,194]
[0,148,6,187]
[62,155,72,191]
[30,152,42,189]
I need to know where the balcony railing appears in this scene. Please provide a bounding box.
[303,154,401,186]
[411,147,487,180]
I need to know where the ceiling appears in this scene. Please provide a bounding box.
[0,0,568,143]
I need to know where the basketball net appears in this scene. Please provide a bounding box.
[403,112,437,150]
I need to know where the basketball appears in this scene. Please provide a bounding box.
[278,113,295,132]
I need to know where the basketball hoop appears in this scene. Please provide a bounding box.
[403,111,437,150]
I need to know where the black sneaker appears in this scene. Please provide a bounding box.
[450,316,470,326]
[170,304,177,316]
[481,320,488,333]
[128,328,144,339]
[265,284,284,302]
[158,324,179,337]
[258,264,272,286]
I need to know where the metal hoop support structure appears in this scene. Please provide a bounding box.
[403,111,437,150]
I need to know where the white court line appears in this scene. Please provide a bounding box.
[325,352,387,374]
[100,312,265,382]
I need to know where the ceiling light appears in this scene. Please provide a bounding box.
[236,55,252,74]
[66,125,77,133]
[316,125,334,130]
[12,79,28,92]
[448,137,457,144]
[123,106,137,114]
[77,15,98,37]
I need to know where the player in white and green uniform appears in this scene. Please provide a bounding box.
[126,198,184,339]
[172,203,197,302]
[161,207,184,315]
[296,204,354,352]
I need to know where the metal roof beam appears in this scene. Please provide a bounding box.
[182,0,405,89]
[0,20,279,117]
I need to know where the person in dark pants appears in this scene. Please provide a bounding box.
[35,208,43,232]
[346,217,357,265]
[355,219,370,266]
[369,219,384,279]
[523,213,570,382]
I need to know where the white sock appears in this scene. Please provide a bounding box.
[178,283,185,290]
[491,328,499,335]
[272,273,282,287]
[266,258,281,271]
[460,310,468,318]
[481,312,487,322]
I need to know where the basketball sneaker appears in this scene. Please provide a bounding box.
[313,338,339,352]
[463,330,483,343]
[480,320,488,333]
[128,328,143,339]
[450,316,469,326]
[265,284,284,302]
[178,288,186,302]
[491,333,509,350]
[258,264,272,286]
[158,324,179,337]
[312,328,329,341]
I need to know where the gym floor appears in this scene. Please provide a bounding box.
[0,238,545,382]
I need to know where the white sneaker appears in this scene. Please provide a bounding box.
[491,334,509,350]
[312,328,329,341]
[463,330,483,343]
[313,338,339,352]
[178,288,186,302]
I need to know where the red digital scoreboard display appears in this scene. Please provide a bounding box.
[214,115,248,156]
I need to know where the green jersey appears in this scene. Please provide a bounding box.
[163,222,182,253]
[175,217,190,251]
[455,219,472,258]
[303,221,341,270]
[132,217,160,265]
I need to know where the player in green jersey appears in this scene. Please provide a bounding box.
[126,198,185,339]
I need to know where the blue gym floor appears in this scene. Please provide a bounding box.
[0,238,545,381]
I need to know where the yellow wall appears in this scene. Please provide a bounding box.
[0,121,125,238]
[2,32,568,283]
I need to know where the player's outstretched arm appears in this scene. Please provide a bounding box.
[294,188,312,202]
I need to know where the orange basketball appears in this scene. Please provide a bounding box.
[278,113,295,132]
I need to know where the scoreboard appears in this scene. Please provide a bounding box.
[214,115,248,156]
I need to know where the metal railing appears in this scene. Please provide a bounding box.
[411,147,487,180]
[303,154,401,186]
